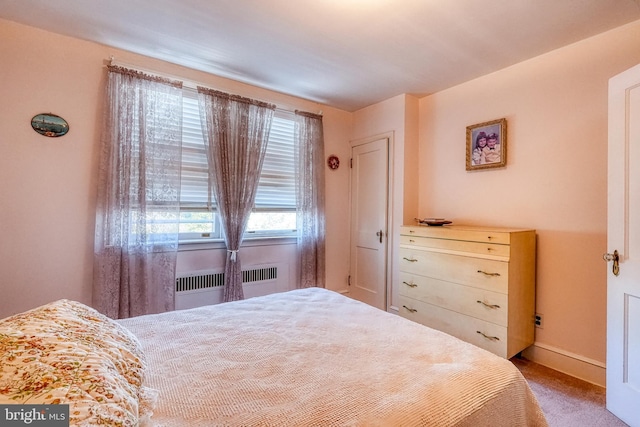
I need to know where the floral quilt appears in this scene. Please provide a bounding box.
[0,299,156,426]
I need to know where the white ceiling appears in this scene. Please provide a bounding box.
[2,0,640,111]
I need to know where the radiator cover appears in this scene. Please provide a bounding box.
[175,264,287,309]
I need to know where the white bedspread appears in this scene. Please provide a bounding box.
[120,288,548,426]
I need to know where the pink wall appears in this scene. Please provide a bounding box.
[0,18,352,318]
[0,20,105,315]
[418,20,640,371]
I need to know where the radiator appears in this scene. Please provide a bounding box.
[175,263,288,310]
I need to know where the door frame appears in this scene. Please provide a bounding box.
[349,131,395,311]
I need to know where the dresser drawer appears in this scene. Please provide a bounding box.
[399,247,508,293]
[400,235,510,258]
[398,296,508,358]
[401,226,511,245]
[399,272,508,326]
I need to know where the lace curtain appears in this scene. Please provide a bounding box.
[93,65,183,319]
[295,111,326,288]
[197,87,275,302]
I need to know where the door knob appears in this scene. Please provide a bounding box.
[376,230,383,243]
[603,250,620,276]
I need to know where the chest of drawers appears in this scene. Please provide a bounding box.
[398,225,536,358]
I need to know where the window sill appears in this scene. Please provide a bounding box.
[178,235,297,251]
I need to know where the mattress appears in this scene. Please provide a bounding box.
[120,287,548,426]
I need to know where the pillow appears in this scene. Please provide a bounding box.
[0,299,157,426]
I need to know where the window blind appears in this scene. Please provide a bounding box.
[180,89,210,208]
[179,89,296,211]
[255,111,296,210]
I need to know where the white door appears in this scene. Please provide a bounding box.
[606,63,640,427]
[349,137,389,310]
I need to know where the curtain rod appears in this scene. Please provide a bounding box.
[108,56,322,116]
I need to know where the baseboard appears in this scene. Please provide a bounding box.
[521,342,606,388]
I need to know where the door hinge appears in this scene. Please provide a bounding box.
[350,158,353,168]
[348,275,351,286]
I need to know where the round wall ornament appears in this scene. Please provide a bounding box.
[327,154,340,170]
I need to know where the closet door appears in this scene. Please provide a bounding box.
[349,137,389,310]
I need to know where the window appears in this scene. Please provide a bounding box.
[178,89,297,241]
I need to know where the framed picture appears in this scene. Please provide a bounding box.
[466,118,507,171]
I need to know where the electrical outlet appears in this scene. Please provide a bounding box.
[535,313,543,328]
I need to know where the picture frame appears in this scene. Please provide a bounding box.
[466,118,507,171]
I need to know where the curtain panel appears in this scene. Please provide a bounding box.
[93,65,183,319]
[197,87,275,302]
[295,111,326,288]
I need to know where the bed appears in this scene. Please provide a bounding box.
[0,287,548,426]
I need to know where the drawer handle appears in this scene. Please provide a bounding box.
[403,257,418,263]
[402,305,417,313]
[477,270,500,277]
[477,331,500,341]
[403,281,418,288]
[477,300,500,309]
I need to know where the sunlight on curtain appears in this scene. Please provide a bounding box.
[197,87,275,302]
[93,65,183,319]
[295,111,326,288]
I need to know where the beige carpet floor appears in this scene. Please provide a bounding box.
[511,357,628,427]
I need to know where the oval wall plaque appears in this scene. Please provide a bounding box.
[31,113,69,137]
